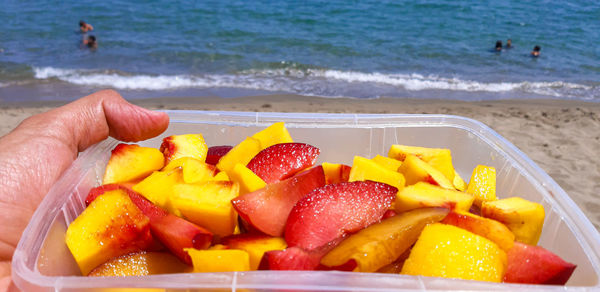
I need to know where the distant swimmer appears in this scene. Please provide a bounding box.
[79,20,93,33]
[495,40,502,52]
[531,45,541,57]
[83,35,97,49]
[505,39,513,49]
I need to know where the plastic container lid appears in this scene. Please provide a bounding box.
[12,111,600,291]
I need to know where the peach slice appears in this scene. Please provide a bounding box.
[395,181,474,213]
[102,144,164,185]
[172,181,240,237]
[466,165,497,207]
[65,190,153,275]
[348,156,406,191]
[322,162,351,185]
[482,197,545,245]
[88,251,189,276]
[401,223,507,282]
[132,168,184,217]
[441,210,515,251]
[504,242,576,285]
[388,145,456,182]
[160,134,208,164]
[397,155,454,189]
[232,166,325,236]
[221,234,287,270]
[371,155,402,172]
[320,208,449,272]
[186,249,250,272]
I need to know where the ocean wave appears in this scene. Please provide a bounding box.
[32,66,596,99]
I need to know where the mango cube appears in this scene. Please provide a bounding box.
[466,165,497,207]
[398,155,454,189]
[132,168,184,217]
[228,163,267,195]
[172,182,240,237]
[349,156,405,190]
[388,145,456,182]
[221,235,287,270]
[216,136,262,174]
[371,155,402,172]
[65,190,153,275]
[322,162,351,184]
[482,197,545,245]
[251,122,294,149]
[395,181,474,213]
[401,223,507,282]
[186,249,250,272]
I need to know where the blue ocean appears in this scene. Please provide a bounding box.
[1,0,599,102]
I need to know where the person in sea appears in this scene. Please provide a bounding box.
[531,45,541,57]
[505,39,513,49]
[83,35,98,49]
[79,20,93,33]
[495,40,502,52]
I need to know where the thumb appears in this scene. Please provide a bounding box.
[52,89,170,152]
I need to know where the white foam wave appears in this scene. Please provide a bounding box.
[32,66,595,99]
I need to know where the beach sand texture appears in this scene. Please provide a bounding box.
[2,95,599,231]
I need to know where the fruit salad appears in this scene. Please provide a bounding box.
[65,122,576,285]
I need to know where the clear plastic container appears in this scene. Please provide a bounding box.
[12,111,600,291]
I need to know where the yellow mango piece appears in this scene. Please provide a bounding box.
[481,197,545,245]
[251,122,293,149]
[371,155,402,172]
[401,223,507,282]
[398,155,454,189]
[395,181,474,213]
[228,163,267,195]
[223,235,287,270]
[216,137,262,174]
[349,156,405,191]
[388,145,455,182]
[65,190,152,275]
[321,208,449,272]
[466,165,497,207]
[453,170,467,191]
[441,210,515,251]
[172,182,240,237]
[103,144,164,185]
[132,168,184,217]
[186,249,250,272]
[213,171,230,181]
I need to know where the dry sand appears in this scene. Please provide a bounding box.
[2,95,600,231]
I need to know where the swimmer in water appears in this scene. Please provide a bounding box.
[531,45,541,57]
[505,39,512,49]
[79,20,94,33]
[83,35,97,49]
[495,40,502,52]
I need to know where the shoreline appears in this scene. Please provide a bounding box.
[2,94,600,231]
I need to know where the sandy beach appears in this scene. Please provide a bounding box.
[1,95,599,232]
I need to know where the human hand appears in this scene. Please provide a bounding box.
[0,90,169,291]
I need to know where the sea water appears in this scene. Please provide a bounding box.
[1,0,599,102]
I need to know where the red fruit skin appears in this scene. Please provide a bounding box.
[285,181,397,251]
[232,166,326,236]
[382,209,397,220]
[246,143,320,184]
[85,184,213,265]
[504,242,577,285]
[259,247,325,271]
[206,145,233,165]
